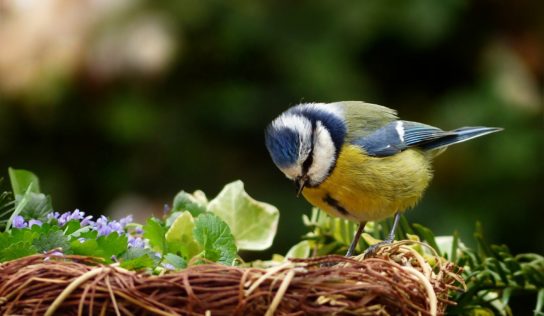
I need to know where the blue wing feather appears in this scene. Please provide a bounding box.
[353,121,501,157]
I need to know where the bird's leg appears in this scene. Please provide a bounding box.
[363,212,401,257]
[346,222,367,257]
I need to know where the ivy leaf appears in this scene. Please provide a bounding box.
[172,190,208,217]
[207,180,279,251]
[193,213,237,265]
[165,211,201,259]
[285,240,311,259]
[143,218,166,254]
[165,212,183,227]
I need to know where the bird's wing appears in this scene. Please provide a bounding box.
[352,120,454,157]
[353,120,502,157]
[335,101,399,142]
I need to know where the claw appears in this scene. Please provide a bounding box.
[363,238,394,258]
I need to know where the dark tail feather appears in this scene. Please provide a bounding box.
[419,126,503,151]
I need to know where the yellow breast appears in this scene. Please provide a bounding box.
[302,145,432,222]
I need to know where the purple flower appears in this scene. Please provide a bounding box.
[28,219,43,227]
[47,212,60,220]
[12,215,27,228]
[57,212,71,226]
[135,226,143,234]
[70,209,85,221]
[162,263,175,270]
[128,236,145,248]
[93,216,113,236]
[119,215,133,227]
[80,215,93,226]
[44,250,64,261]
[49,209,91,226]
[109,221,123,234]
[89,214,134,236]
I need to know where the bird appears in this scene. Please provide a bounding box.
[264,101,502,257]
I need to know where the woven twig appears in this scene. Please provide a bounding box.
[0,241,464,316]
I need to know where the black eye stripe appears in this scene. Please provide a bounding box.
[301,121,317,174]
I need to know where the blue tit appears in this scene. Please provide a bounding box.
[265,101,502,256]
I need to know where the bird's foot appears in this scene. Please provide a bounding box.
[363,237,394,258]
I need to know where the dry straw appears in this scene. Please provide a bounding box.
[0,241,464,315]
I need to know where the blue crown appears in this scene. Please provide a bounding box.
[265,125,300,168]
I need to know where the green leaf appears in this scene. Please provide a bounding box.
[172,190,208,217]
[193,213,237,265]
[536,288,544,315]
[4,185,32,232]
[32,230,70,253]
[412,223,440,253]
[451,230,460,262]
[4,169,53,229]
[120,248,157,270]
[63,220,82,236]
[9,168,41,195]
[435,236,454,259]
[120,254,155,270]
[75,229,98,240]
[207,180,279,251]
[98,233,128,260]
[285,240,311,259]
[0,241,37,261]
[163,253,187,269]
[18,193,53,221]
[475,222,493,258]
[143,218,166,254]
[0,190,15,229]
[165,211,182,227]
[0,228,39,261]
[165,211,201,259]
[71,232,128,262]
[71,239,100,257]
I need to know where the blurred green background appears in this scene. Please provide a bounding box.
[0,0,542,259]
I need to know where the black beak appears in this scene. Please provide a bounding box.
[295,177,307,197]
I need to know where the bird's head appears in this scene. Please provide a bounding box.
[265,103,346,195]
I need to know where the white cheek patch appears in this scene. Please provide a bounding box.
[307,121,336,185]
[280,165,301,180]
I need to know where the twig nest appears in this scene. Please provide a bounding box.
[0,241,464,315]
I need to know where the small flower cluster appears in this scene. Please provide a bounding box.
[46,209,92,227]
[12,215,42,228]
[12,209,145,248]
